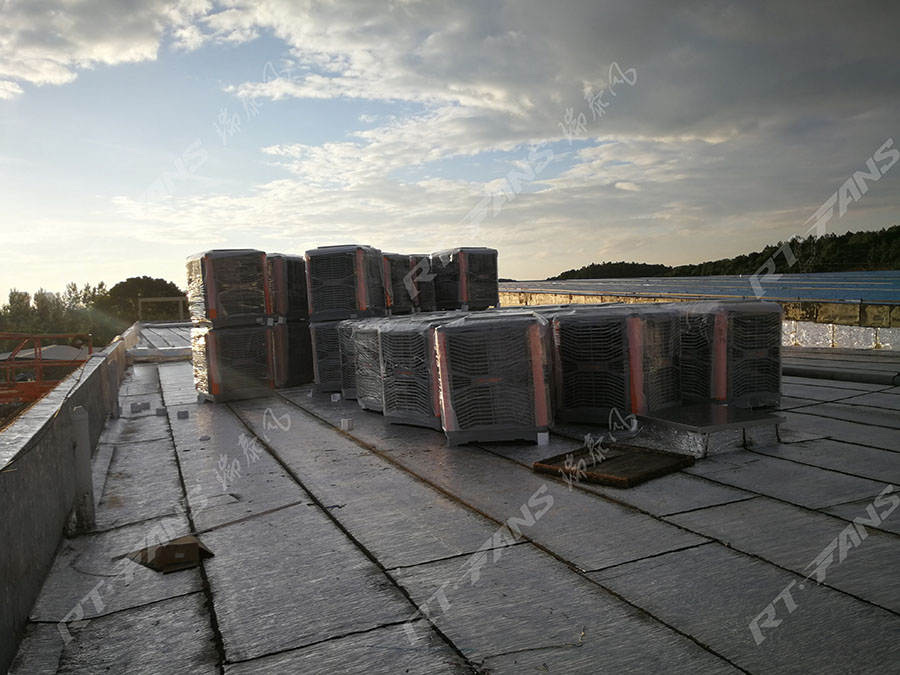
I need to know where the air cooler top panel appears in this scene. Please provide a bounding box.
[186,249,270,325]
[266,253,309,319]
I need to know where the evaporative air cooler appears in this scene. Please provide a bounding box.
[434,312,551,445]
[266,253,309,320]
[679,301,782,408]
[305,245,386,321]
[382,252,415,315]
[192,325,273,402]
[269,321,314,388]
[430,247,499,311]
[186,249,270,327]
[379,315,454,430]
[309,320,343,393]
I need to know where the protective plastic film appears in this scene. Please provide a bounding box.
[185,249,269,325]
[433,311,551,443]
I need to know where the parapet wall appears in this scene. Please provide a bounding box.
[0,322,138,673]
[499,291,900,349]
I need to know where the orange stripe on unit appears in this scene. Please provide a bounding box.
[458,251,469,302]
[207,332,221,395]
[712,311,728,401]
[529,323,550,427]
[383,256,393,308]
[626,316,645,415]
[204,257,219,319]
[356,249,368,311]
[435,330,457,430]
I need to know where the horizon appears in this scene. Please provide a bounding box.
[2,224,898,300]
[2,2,900,303]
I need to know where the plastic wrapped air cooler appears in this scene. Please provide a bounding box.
[430,247,499,311]
[338,319,359,400]
[382,253,415,315]
[679,301,782,407]
[434,312,551,445]
[270,321,314,388]
[627,305,682,416]
[353,319,386,412]
[309,320,343,393]
[409,254,437,312]
[267,254,309,320]
[305,244,386,321]
[186,249,270,327]
[552,305,633,424]
[379,315,450,430]
[192,325,273,402]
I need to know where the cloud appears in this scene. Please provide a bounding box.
[0,80,23,99]
[0,0,212,90]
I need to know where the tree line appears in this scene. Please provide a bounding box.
[0,276,185,348]
[549,225,900,280]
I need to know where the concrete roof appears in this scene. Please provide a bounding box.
[9,338,900,673]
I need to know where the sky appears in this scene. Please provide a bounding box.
[1,0,899,299]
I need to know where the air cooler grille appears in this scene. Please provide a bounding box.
[680,313,714,402]
[444,324,536,430]
[381,322,441,428]
[641,313,681,413]
[555,314,629,420]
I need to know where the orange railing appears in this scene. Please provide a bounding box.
[0,333,93,404]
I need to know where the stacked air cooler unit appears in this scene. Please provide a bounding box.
[187,249,274,401]
[269,320,314,388]
[309,320,343,393]
[267,254,308,320]
[382,253,415,315]
[679,301,782,408]
[379,315,452,430]
[305,245,385,320]
[187,249,270,327]
[431,247,499,311]
[306,245,386,393]
[409,254,437,312]
[267,254,314,389]
[434,312,552,445]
